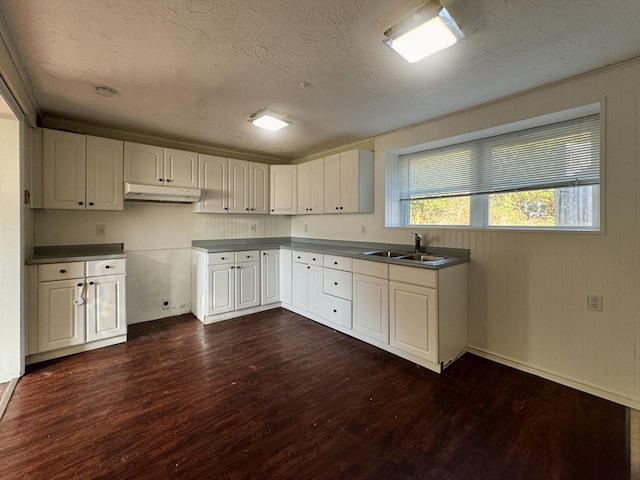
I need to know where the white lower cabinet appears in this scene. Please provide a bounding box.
[192,248,280,324]
[279,249,292,305]
[282,253,468,374]
[28,258,127,363]
[389,281,437,363]
[352,258,389,344]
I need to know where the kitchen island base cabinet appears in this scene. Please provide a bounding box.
[192,249,280,325]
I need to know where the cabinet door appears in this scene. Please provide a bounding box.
[165,148,198,188]
[323,153,341,212]
[228,158,250,213]
[124,142,164,186]
[307,264,324,316]
[261,250,280,305]
[297,159,324,214]
[208,264,234,315]
[279,249,292,305]
[250,162,270,214]
[236,261,260,310]
[86,274,126,341]
[86,136,124,211]
[42,129,86,210]
[338,150,360,213]
[193,154,229,213]
[292,261,308,310]
[389,281,437,363]
[38,279,86,352]
[270,165,297,214]
[353,274,389,343]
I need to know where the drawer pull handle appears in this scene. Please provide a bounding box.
[60,269,66,273]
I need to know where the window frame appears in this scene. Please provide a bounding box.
[385,103,605,233]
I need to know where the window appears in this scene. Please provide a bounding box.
[387,111,601,230]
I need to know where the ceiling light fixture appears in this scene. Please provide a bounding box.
[94,85,118,97]
[383,2,464,63]
[249,109,291,132]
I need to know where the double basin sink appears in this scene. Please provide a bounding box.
[360,250,450,265]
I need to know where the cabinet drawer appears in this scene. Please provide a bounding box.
[308,253,323,265]
[38,262,85,282]
[235,250,260,263]
[323,255,352,271]
[353,259,388,278]
[321,294,352,329]
[323,269,353,300]
[87,258,126,277]
[292,250,308,263]
[389,264,437,288]
[207,252,235,265]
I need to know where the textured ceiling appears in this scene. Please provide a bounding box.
[0,0,639,160]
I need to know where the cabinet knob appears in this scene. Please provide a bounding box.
[309,208,312,211]
[312,258,316,261]
[334,282,338,286]
[89,281,94,285]
[224,207,228,210]
[105,265,111,269]
[334,261,338,265]
[60,269,66,273]
[335,207,339,210]
[333,309,337,313]
[88,202,94,206]
[78,201,84,205]
[271,209,274,212]
[77,282,83,287]
[230,265,234,269]
[263,252,266,256]
[307,266,310,269]
[245,208,250,211]
[166,179,172,183]
[339,206,343,210]
[221,257,225,260]
[158,178,163,182]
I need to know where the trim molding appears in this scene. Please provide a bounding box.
[0,377,18,421]
[468,346,640,410]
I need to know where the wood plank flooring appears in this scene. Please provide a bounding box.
[0,309,629,479]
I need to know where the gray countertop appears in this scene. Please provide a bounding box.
[192,237,469,269]
[26,243,127,265]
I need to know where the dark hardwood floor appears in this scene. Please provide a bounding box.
[0,309,629,479]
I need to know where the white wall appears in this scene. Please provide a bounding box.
[292,59,640,409]
[34,205,290,323]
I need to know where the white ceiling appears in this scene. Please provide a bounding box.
[0,0,639,161]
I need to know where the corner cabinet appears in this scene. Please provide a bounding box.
[270,165,297,214]
[27,258,127,363]
[42,129,124,211]
[297,158,325,214]
[324,149,374,213]
[191,248,280,324]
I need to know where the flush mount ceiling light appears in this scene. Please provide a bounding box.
[249,109,291,132]
[383,2,464,63]
[94,85,118,97]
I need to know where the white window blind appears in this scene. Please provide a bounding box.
[399,115,600,201]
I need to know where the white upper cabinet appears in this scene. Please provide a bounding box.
[124,142,198,188]
[324,149,374,213]
[270,165,297,215]
[193,154,229,213]
[43,129,123,211]
[228,158,270,214]
[297,158,324,214]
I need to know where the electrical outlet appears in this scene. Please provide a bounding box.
[304,224,309,233]
[96,224,106,236]
[250,224,257,233]
[162,300,170,310]
[587,294,603,312]
[360,224,367,234]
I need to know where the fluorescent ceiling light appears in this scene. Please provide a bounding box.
[383,6,464,63]
[249,109,291,131]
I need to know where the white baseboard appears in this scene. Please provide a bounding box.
[468,346,640,410]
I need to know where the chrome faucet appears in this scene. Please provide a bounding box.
[411,232,423,253]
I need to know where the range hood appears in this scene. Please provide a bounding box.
[124,182,202,203]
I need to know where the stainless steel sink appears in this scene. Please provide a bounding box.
[361,250,450,263]
[361,251,409,258]
[399,253,449,262]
